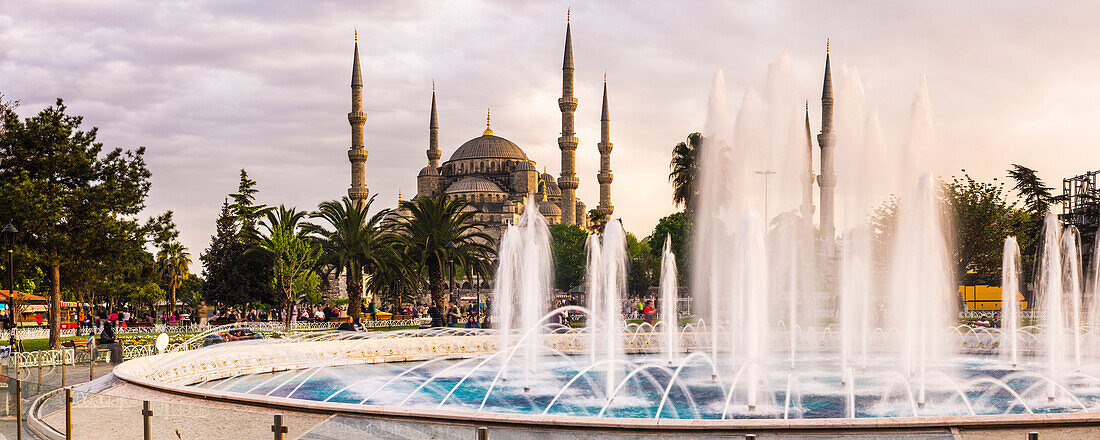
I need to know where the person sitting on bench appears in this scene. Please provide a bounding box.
[97,321,124,364]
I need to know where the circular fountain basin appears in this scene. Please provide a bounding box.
[110,330,1100,433]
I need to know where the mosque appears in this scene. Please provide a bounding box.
[343,16,615,242]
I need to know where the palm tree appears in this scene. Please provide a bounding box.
[395,194,495,308]
[254,205,317,327]
[156,242,191,314]
[365,251,422,307]
[306,196,394,319]
[669,132,703,212]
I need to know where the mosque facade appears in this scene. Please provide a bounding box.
[345,17,614,243]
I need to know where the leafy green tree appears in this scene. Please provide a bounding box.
[254,210,319,328]
[129,282,165,313]
[943,173,1030,284]
[146,211,179,250]
[626,232,655,297]
[230,169,271,242]
[307,196,394,317]
[669,132,702,212]
[176,274,204,310]
[1007,164,1060,297]
[395,194,495,308]
[201,199,252,306]
[0,99,151,348]
[549,224,589,292]
[199,171,274,308]
[646,211,691,285]
[587,209,610,233]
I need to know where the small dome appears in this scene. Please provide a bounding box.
[445,177,505,194]
[418,166,440,177]
[539,174,561,196]
[448,135,528,161]
[539,201,562,217]
[513,161,536,171]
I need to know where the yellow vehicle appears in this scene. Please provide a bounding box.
[958,285,1028,311]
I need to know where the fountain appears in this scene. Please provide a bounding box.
[102,52,1100,437]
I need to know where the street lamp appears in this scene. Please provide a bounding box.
[446,241,457,305]
[2,222,17,350]
[1,223,18,440]
[754,170,776,225]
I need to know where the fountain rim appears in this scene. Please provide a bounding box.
[112,352,1100,432]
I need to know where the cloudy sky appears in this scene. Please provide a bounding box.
[1,1,1097,267]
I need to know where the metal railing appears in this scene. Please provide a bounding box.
[9,318,430,341]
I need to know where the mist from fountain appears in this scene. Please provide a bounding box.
[492,194,553,388]
[1063,226,1083,371]
[659,238,680,364]
[888,173,953,408]
[1088,224,1100,352]
[588,219,628,397]
[1039,211,1065,401]
[1002,236,1021,367]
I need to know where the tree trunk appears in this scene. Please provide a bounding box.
[285,300,293,331]
[169,275,177,314]
[347,277,362,319]
[49,264,61,349]
[429,261,444,308]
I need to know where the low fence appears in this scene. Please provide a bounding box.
[2,319,430,367]
[959,310,1040,319]
[10,318,429,340]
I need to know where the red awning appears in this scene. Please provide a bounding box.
[0,290,47,304]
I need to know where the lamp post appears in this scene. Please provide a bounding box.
[2,223,17,349]
[445,242,457,305]
[2,222,19,440]
[754,170,776,225]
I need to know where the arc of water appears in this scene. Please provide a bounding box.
[927,370,975,416]
[397,356,486,406]
[596,364,682,418]
[652,353,719,419]
[270,337,381,398]
[477,305,591,412]
[341,355,467,404]
[719,360,769,419]
[538,359,635,415]
[968,377,1034,414]
[877,373,920,417]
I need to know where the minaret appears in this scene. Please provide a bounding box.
[557,10,579,226]
[817,40,837,251]
[597,73,614,215]
[801,101,815,222]
[427,81,440,169]
[347,30,369,201]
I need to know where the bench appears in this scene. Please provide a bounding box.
[62,339,114,363]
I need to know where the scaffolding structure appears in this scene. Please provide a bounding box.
[1062,170,1100,229]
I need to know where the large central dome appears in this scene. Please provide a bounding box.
[448,135,528,161]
